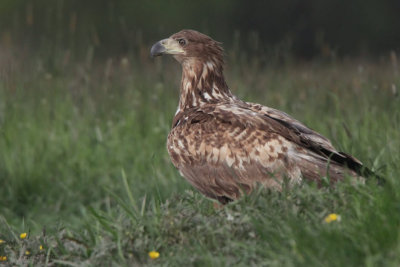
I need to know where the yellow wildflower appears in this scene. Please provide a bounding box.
[0,239,5,244]
[148,251,160,259]
[40,245,44,250]
[20,233,27,239]
[0,256,7,261]
[25,250,30,255]
[324,213,340,223]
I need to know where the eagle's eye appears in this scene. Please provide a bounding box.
[178,38,186,46]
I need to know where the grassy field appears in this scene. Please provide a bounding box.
[0,48,400,266]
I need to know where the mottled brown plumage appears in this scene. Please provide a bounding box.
[151,29,371,204]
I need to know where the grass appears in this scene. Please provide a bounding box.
[0,48,400,266]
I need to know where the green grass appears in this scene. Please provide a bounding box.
[0,51,399,266]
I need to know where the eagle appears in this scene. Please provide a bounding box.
[151,29,378,204]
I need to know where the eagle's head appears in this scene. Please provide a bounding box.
[150,29,224,67]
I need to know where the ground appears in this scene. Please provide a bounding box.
[0,50,399,266]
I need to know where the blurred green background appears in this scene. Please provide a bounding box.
[1,1,400,265]
[1,0,399,59]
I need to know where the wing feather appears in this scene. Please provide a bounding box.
[245,103,366,169]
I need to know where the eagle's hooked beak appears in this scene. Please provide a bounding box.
[150,40,166,57]
[150,38,184,57]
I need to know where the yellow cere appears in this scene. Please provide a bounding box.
[324,213,340,223]
[0,256,7,261]
[20,233,27,239]
[148,251,160,259]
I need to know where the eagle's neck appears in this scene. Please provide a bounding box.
[178,59,233,111]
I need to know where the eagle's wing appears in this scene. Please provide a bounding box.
[168,103,360,203]
[246,102,365,171]
[247,103,336,150]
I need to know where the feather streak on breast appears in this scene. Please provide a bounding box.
[218,144,229,163]
[187,138,197,156]
[203,92,212,100]
[226,155,235,167]
[197,141,206,157]
[211,147,220,163]
[177,139,185,149]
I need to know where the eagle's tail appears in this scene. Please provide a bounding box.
[329,151,385,185]
[293,150,385,185]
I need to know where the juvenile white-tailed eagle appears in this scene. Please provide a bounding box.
[151,29,378,204]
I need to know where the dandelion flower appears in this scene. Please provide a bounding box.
[25,250,30,255]
[0,256,7,261]
[148,251,160,259]
[40,245,44,250]
[0,239,5,244]
[20,233,27,239]
[324,213,340,223]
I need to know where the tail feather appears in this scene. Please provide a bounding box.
[293,150,384,185]
[327,150,385,185]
